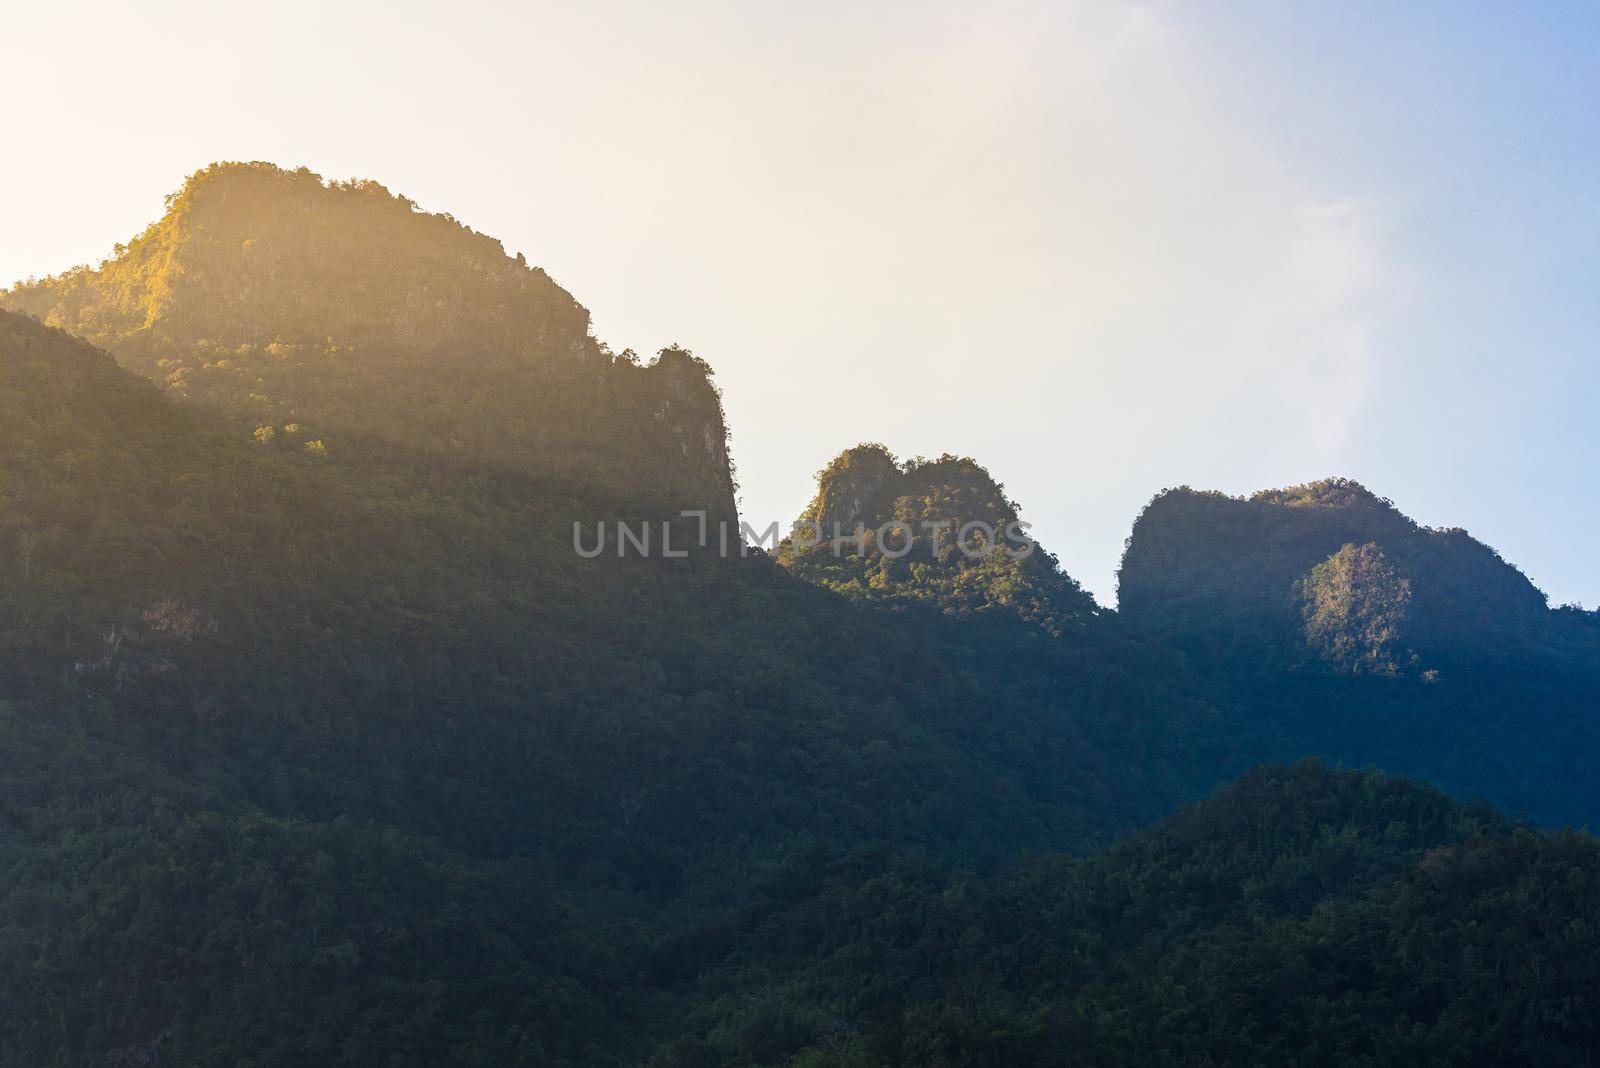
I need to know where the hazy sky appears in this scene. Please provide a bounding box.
[4,1,1597,607]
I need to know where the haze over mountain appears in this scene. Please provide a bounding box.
[2,163,1599,1066]
[2,163,736,520]
[0,293,1225,1063]
[10,4,1600,613]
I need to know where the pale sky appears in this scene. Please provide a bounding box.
[4,1,1597,607]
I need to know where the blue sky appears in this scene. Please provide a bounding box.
[2,1,1596,606]
[1179,2,1600,607]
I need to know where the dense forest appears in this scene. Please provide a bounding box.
[1,164,1598,1065]
[657,761,1600,1066]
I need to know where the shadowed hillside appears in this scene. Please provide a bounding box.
[652,761,1600,1066]
[1118,478,1559,673]
[1117,477,1600,828]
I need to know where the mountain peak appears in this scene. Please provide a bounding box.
[783,444,1096,629]
[798,445,1016,535]
[5,160,589,364]
[0,162,736,518]
[1120,478,1549,671]
[1251,477,1399,515]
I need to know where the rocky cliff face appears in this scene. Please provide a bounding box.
[796,444,904,536]
[2,162,736,519]
[1118,478,1551,672]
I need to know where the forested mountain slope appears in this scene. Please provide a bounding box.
[0,309,1226,1063]
[1118,478,1600,828]
[6,163,1600,1066]
[1118,478,1583,673]
[658,761,1600,1067]
[1,162,735,518]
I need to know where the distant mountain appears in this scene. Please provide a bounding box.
[1119,477,1563,674]
[1,162,735,518]
[1116,476,1600,829]
[780,444,1098,632]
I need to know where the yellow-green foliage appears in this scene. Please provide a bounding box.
[1299,541,1414,674]
[2,162,736,519]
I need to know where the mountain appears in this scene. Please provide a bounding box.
[779,444,1098,633]
[0,162,735,519]
[6,165,1600,1066]
[1118,478,1561,674]
[1118,477,1600,828]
